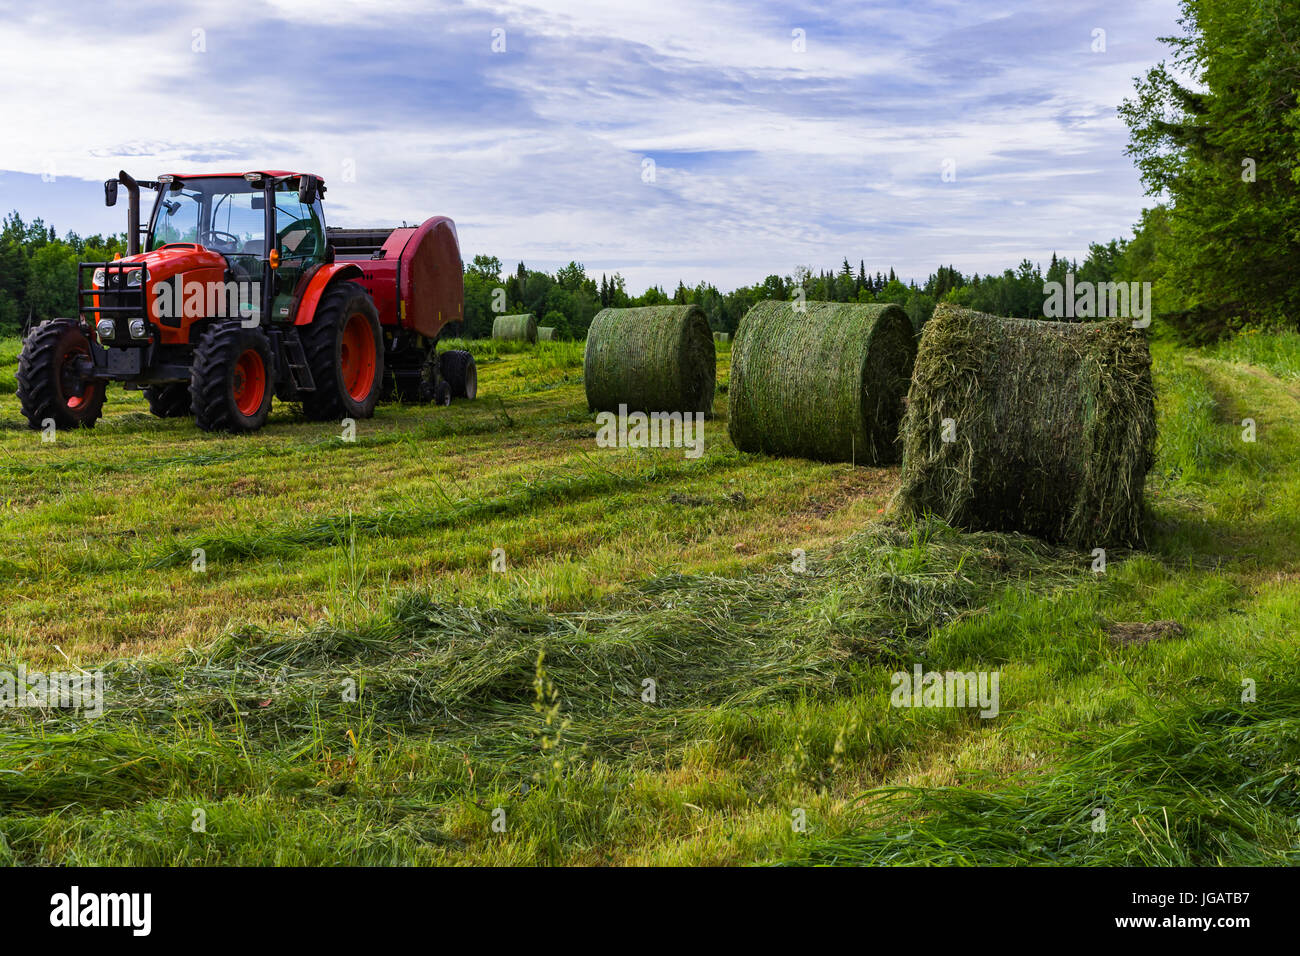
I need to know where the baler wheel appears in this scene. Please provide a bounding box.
[190,321,274,433]
[144,383,192,418]
[301,281,384,421]
[439,349,478,401]
[16,318,105,430]
[434,379,451,407]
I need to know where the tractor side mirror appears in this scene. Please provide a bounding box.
[297,175,318,205]
[104,179,119,207]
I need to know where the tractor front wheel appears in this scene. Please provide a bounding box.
[16,319,106,430]
[301,281,384,421]
[190,322,274,433]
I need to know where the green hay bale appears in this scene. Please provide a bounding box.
[897,304,1156,548]
[492,313,537,343]
[728,300,916,465]
[537,326,556,341]
[583,305,716,416]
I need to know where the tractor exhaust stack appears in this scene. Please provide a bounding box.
[118,170,141,256]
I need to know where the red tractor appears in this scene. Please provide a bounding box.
[17,169,475,432]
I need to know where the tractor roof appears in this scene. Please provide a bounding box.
[163,171,321,182]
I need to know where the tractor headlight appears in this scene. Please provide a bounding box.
[96,318,115,339]
[93,268,106,288]
[125,269,143,287]
[128,318,148,339]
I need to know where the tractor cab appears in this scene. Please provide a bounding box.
[143,171,329,327]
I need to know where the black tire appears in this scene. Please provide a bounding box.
[16,319,106,430]
[439,349,477,401]
[144,383,192,418]
[434,379,451,407]
[190,322,274,433]
[301,281,384,421]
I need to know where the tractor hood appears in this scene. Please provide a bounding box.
[118,243,228,284]
[110,243,233,337]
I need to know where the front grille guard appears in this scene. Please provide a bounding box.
[79,261,149,325]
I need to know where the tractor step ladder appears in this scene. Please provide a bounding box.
[282,333,316,392]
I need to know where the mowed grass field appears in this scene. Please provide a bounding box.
[0,330,1297,865]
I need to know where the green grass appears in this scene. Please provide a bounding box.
[0,331,1297,865]
[1210,328,1300,381]
[788,672,1300,865]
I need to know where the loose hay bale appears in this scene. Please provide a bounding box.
[492,313,537,343]
[583,305,716,416]
[897,304,1156,548]
[727,300,916,464]
[537,326,556,341]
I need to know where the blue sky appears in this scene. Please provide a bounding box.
[0,0,1181,291]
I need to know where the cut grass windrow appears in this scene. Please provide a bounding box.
[0,400,557,480]
[143,452,750,570]
[0,519,1084,824]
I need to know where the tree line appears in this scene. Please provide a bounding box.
[0,213,1146,341]
[456,243,1135,340]
[0,214,127,333]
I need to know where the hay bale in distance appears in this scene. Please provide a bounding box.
[537,326,556,341]
[713,331,730,343]
[492,313,537,343]
[727,300,916,465]
[584,305,716,416]
[897,304,1156,548]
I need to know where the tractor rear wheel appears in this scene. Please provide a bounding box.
[144,383,192,418]
[439,349,477,401]
[301,281,383,421]
[16,319,106,430]
[190,322,274,433]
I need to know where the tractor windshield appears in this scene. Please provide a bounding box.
[150,177,266,262]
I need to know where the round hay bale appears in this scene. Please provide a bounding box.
[537,326,556,341]
[492,313,537,343]
[713,331,730,343]
[896,303,1156,548]
[583,305,716,416]
[727,300,916,465]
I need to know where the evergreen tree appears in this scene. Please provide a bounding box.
[1119,0,1300,328]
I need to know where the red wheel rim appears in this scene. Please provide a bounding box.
[340,313,376,401]
[232,348,267,417]
[59,344,91,409]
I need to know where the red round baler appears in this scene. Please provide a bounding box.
[328,217,464,339]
